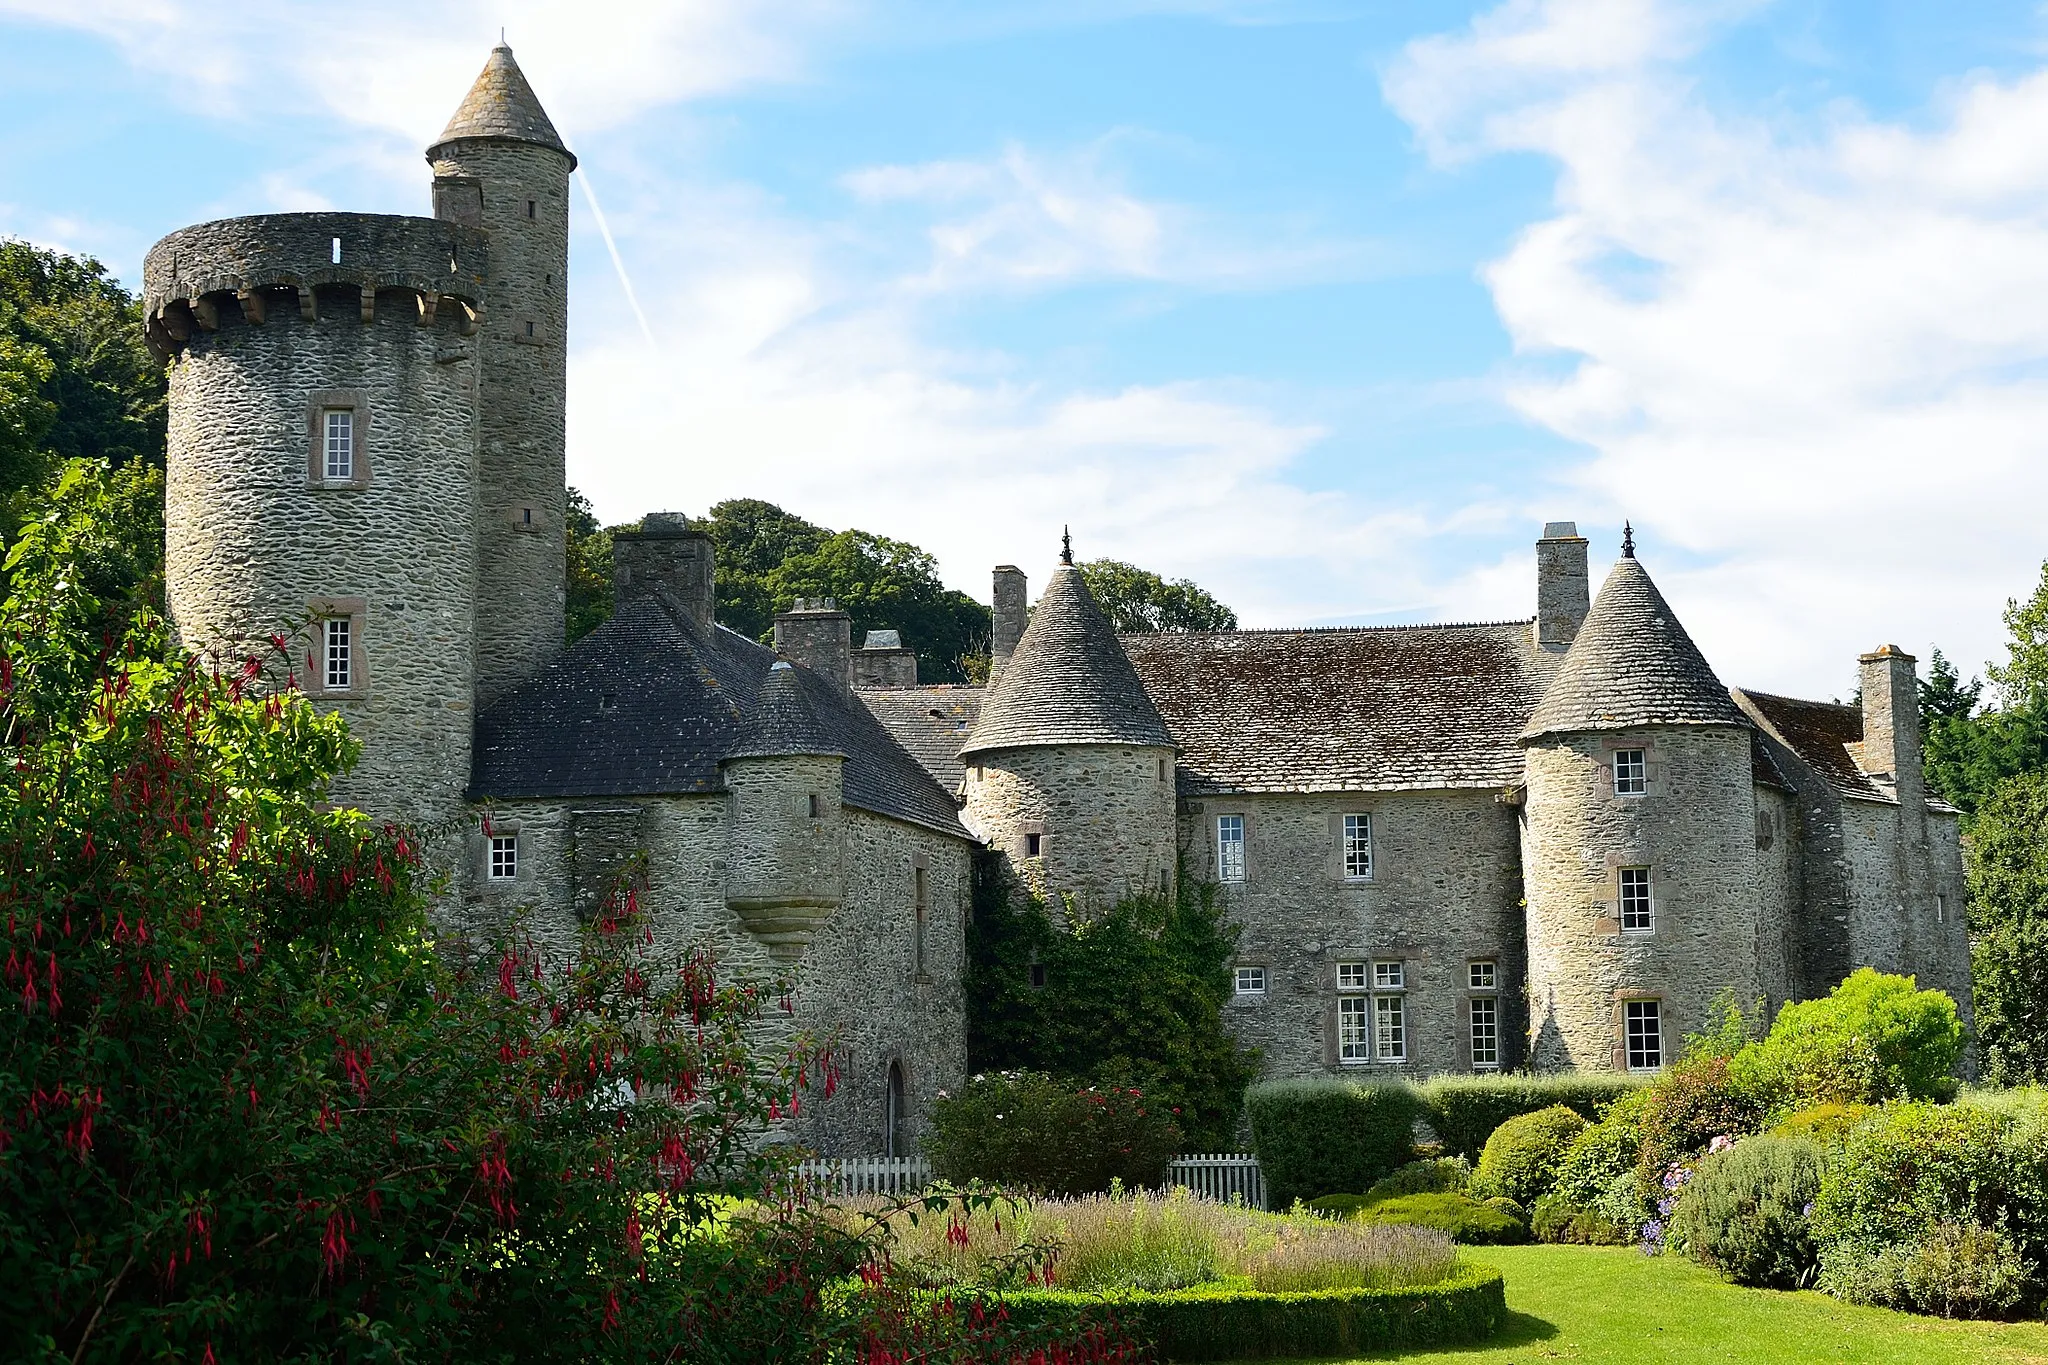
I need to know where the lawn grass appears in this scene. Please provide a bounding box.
[1264,1243,2048,1364]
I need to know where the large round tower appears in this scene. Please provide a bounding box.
[426,45,576,710]
[959,543,1177,913]
[1518,535,1760,1072]
[146,212,490,825]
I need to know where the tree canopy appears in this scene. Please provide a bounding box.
[1076,557,1237,633]
[1969,770,2048,1085]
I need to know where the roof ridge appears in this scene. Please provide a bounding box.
[1733,686,1858,712]
[1121,618,1534,639]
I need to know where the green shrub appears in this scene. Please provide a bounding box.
[1769,1103,1872,1143]
[1472,1105,1586,1205]
[924,1072,1183,1194]
[1419,1074,1644,1161]
[1483,1196,1526,1223]
[1551,1088,1653,1207]
[1351,1194,1529,1245]
[1246,1079,1425,1208]
[1307,1194,1375,1219]
[1811,1102,2023,1252]
[1530,1194,1632,1246]
[1819,1223,2029,1320]
[1667,1136,1825,1289]
[1364,1157,1470,1202]
[1728,968,1964,1111]
[1002,1261,1507,1360]
[1634,1055,1768,1178]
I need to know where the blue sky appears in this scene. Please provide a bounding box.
[4,0,2047,699]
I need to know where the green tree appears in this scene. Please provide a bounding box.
[1920,644,2048,825]
[1076,558,1237,633]
[1968,770,2048,1085]
[965,872,1259,1150]
[565,486,615,644]
[1989,560,2048,707]
[770,528,989,683]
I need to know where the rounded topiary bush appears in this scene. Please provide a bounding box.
[1667,1136,1824,1288]
[1472,1105,1586,1206]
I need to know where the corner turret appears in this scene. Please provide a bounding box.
[721,662,848,959]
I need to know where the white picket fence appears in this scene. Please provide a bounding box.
[795,1151,1267,1210]
[1165,1152,1267,1210]
[797,1154,932,1196]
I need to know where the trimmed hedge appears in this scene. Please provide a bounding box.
[1354,1193,1530,1245]
[1246,1079,1426,1208]
[1001,1261,1506,1361]
[1420,1074,1644,1161]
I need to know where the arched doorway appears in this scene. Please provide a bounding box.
[884,1060,907,1158]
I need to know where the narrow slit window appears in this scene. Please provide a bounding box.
[1342,813,1373,880]
[1615,748,1648,795]
[488,834,518,881]
[323,617,352,691]
[1619,867,1653,932]
[1626,1000,1664,1071]
[331,236,342,264]
[1217,814,1245,883]
[1470,996,1499,1069]
[525,320,535,337]
[1024,831,1041,858]
[807,793,821,820]
[526,199,537,219]
[323,409,354,481]
[1029,962,1046,990]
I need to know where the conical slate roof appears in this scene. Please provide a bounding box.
[724,662,845,762]
[1521,554,1747,741]
[427,45,576,168]
[961,563,1173,757]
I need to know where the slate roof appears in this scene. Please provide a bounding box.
[1734,688,1889,803]
[960,564,1173,756]
[858,686,983,793]
[469,591,966,837]
[726,662,844,761]
[428,45,576,168]
[1121,621,1550,795]
[1522,556,1749,741]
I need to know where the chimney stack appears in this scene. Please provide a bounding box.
[991,566,1028,682]
[1536,522,1590,651]
[853,629,919,688]
[774,599,853,689]
[1857,645,1924,800]
[612,513,715,630]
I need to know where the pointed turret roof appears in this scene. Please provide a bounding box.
[1521,554,1747,742]
[725,662,845,762]
[427,45,576,168]
[961,562,1173,757]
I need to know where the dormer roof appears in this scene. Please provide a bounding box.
[960,563,1172,757]
[427,45,576,168]
[725,662,845,762]
[1521,555,1747,742]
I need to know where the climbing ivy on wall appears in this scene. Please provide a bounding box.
[965,864,1261,1151]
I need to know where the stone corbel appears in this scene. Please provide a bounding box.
[458,301,481,336]
[297,285,318,321]
[160,303,193,343]
[236,287,266,324]
[359,286,375,323]
[190,296,219,331]
[415,291,439,327]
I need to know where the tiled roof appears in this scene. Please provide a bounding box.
[1121,620,1550,794]
[1523,557,1748,741]
[429,45,576,167]
[1734,688,1888,803]
[727,662,844,761]
[858,686,983,792]
[961,564,1172,756]
[469,592,967,837]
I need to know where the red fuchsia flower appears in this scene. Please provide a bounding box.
[320,1208,350,1278]
[601,1287,621,1334]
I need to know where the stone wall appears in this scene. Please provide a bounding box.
[1752,784,1803,1013]
[456,794,969,1156]
[722,753,848,960]
[1189,789,1526,1080]
[1521,726,1761,1071]
[963,743,1177,913]
[431,140,571,711]
[162,285,479,829]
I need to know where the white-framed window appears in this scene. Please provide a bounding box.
[1619,867,1653,932]
[1614,748,1647,796]
[324,617,352,691]
[1470,996,1499,1069]
[488,833,518,881]
[1217,815,1246,883]
[1935,894,1947,926]
[1374,995,1406,1062]
[1373,960,1404,990]
[1468,959,1496,991]
[1337,961,1367,992]
[323,409,354,481]
[1342,813,1373,880]
[1234,966,1266,997]
[1625,1000,1663,1071]
[1338,995,1371,1064]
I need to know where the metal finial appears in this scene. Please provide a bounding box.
[1060,525,1073,565]
[1622,521,1636,559]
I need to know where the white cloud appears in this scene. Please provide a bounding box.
[1386,0,2048,696]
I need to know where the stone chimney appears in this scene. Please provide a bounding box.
[1857,645,1924,799]
[853,628,919,689]
[613,512,715,630]
[1536,521,1590,651]
[774,598,853,689]
[991,566,1028,681]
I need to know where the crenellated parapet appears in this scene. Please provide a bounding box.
[143,212,489,359]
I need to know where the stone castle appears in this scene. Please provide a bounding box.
[142,47,1969,1156]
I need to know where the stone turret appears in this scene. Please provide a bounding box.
[429,44,575,710]
[960,545,1177,911]
[721,661,848,959]
[1519,537,1758,1071]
